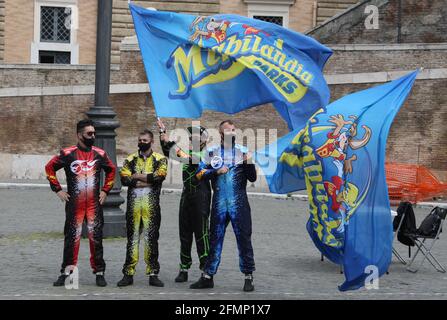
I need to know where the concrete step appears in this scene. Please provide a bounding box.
[318,7,346,18]
[318,1,358,8]
[318,0,358,4]
[316,0,360,24]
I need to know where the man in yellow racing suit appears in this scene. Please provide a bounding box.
[117,129,168,287]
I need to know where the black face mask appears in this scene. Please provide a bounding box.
[82,136,95,148]
[138,142,152,152]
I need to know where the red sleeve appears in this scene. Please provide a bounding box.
[101,152,116,194]
[45,151,65,193]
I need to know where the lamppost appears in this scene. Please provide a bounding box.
[86,0,126,237]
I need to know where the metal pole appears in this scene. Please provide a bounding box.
[86,0,125,237]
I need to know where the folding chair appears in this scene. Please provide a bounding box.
[392,209,406,264]
[392,202,416,265]
[406,207,447,273]
[320,254,343,274]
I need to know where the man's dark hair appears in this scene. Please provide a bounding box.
[139,129,154,139]
[219,120,234,131]
[77,119,94,133]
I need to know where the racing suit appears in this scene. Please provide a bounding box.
[196,144,257,275]
[45,144,116,274]
[120,151,167,276]
[161,139,211,271]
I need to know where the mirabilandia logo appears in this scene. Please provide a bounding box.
[70,160,98,175]
[279,111,373,248]
[166,16,315,103]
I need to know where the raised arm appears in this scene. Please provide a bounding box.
[158,117,192,163]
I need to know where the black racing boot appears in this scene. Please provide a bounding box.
[190,274,214,289]
[243,274,254,292]
[149,275,165,287]
[175,270,188,283]
[53,274,68,287]
[117,275,134,287]
[96,273,107,287]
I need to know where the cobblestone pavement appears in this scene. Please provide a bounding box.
[1,188,447,300]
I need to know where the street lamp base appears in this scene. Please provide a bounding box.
[102,206,126,238]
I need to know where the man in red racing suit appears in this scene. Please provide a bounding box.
[45,119,116,287]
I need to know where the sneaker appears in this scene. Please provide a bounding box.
[96,274,107,287]
[190,274,214,289]
[243,274,254,292]
[117,275,134,287]
[175,270,188,283]
[53,274,68,287]
[149,275,164,287]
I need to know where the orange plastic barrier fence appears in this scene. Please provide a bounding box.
[385,163,447,204]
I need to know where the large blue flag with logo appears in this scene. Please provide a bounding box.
[256,71,419,290]
[129,4,332,130]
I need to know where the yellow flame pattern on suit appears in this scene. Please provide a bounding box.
[120,152,167,275]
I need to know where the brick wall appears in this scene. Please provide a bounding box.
[0,49,288,156]
[0,0,4,62]
[309,0,447,44]
[316,0,359,25]
[0,92,287,160]
[2,0,98,64]
[111,0,220,64]
[330,79,447,179]
[4,0,34,63]
[289,0,314,32]
[325,46,447,74]
[77,0,97,65]
[1,0,447,183]
[219,0,247,16]
[0,47,446,180]
[221,0,315,33]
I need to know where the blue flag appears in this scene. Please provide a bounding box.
[129,4,332,130]
[256,71,419,290]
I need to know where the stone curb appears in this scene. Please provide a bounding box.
[1,182,445,208]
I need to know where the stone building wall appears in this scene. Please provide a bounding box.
[316,0,359,25]
[111,0,220,64]
[1,45,446,180]
[0,0,4,62]
[0,0,446,183]
[309,0,447,44]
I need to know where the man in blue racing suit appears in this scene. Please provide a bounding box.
[190,120,257,292]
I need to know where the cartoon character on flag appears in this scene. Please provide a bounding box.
[315,114,372,233]
[257,71,419,290]
[189,17,231,44]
